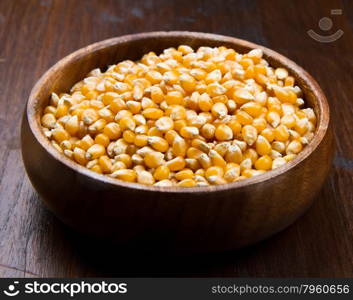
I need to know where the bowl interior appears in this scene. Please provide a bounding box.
[27,31,329,192]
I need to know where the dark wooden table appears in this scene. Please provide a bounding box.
[0,0,352,278]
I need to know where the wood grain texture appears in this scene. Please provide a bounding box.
[0,0,352,277]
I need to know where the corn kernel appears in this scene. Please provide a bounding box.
[166,156,186,171]
[215,124,233,141]
[255,155,272,170]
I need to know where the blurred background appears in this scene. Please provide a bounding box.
[0,0,352,277]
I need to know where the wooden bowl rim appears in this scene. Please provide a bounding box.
[26,31,330,194]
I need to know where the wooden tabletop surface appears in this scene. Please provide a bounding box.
[0,0,352,278]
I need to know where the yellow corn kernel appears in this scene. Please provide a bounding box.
[145,70,162,84]
[294,118,309,135]
[142,108,164,120]
[191,138,210,153]
[186,147,203,160]
[267,97,282,114]
[111,169,137,182]
[242,125,258,146]
[95,133,110,147]
[255,155,272,170]
[283,154,297,162]
[272,141,286,153]
[224,165,240,182]
[134,134,148,147]
[99,155,113,173]
[137,170,155,185]
[266,111,280,127]
[256,135,272,156]
[60,140,72,150]
[155,116,173,132]
[52,128,70,144]
[150,86,164,103]
[211,102,228,118]
[261,128,275,142]
[147,126,163,137]
[273,86,297,104]
[243,148,258,165]
[198,153,212,169]
[198,93,213,112]
[154,165,170,181]
[206,83,227,97]
[110,98,127,113]
[213,141,229,156]
[163,129,177,144]
[132,83,144,100]
[144,151,165,168]
[90,164,102,173]
[195,169,205,177]
[284,76,295,86]
[78,134,93,151]
[170,119,184,131]
[205,69,221,84]
[41,113,56,129]
[172,137,187,157]
[123,130,136,144]
[233,88,254,104]
[241,102,262,117]
[73,147,87,165]
[115,154,132,168]
[126,100,142,114]
[166,91,183,105]
[207,176,227,185]
[201,123,216,140]
[81,108,98,125]
[119,116,136,131]
[131,153,143,165]
[225,144,242,163]
[274,68,288,80]
[280,114,296,128]
[154,179,173,187]
[286,140,303,154]
[166,156,186,171]
[86,144,106,160]
[175,169,194,180]
[272,157,286,169]
[177,179,196,187]
[209,150,227,167]
[236,110,253,125]
[100,92,117,106]
[103,122,121,140]
[63,115,80,135]
[211,95,227,105]
[251,118,266,132]
[179,73,196,92]
[44,105,57,115]
[274,124,290,142]
[88,119,107,134]
[205,166,224,178]
[112,161,127,172]
[179,126,199,139]
[147,136,169,152]
[215,124,233,141]
[242,169,265,178]
[185,158,200,171]
[55,104,69,118]
[226,99,236,113]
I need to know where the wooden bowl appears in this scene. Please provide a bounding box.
[21,32,333,253]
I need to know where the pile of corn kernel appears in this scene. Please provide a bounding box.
[41,45,316,187]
